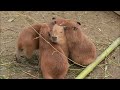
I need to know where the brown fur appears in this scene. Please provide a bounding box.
[51,17,96,65]
[39,23,69,79]
[16,24,41,61]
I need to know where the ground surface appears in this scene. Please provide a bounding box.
[0,11,120,79]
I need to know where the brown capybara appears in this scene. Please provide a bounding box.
[49,23,69,57]
[51,17,96,66]
[39,23,69,79]
[16,24,41,62]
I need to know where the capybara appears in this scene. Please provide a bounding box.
[49,24,69,57]
[39,23,69,79]
[16,24,41,62]
[51,17,96,66]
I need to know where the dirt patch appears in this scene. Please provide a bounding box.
[0,11,120,79]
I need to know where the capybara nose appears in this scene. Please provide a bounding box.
[52,37,57,42]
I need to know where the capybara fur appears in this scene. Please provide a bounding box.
[49,24,69,57]
[51,17,96,66]
[16,24,41,62]
[39,23,69,79]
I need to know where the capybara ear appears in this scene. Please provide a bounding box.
[54,21,56,24]
[52,17,56,20]
[52,17,56,24]
[48,32,51,37]
[77,22,81,25]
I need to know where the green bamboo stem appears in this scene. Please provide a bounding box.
[75,37,120,79]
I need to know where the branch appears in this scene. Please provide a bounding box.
[75,37,120,79]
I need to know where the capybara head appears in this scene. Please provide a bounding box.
[51,17,81,40]
[49,24,65,44]
[40,23,50,38]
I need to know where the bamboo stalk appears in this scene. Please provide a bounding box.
[75,37,120,79]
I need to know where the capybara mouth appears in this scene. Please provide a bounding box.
[50,38,57,44]
[51,40,58,44]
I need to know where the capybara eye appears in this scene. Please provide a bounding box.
[48,32,51,36]
[52,17,56,20]
[20,48,23,51]
[77,22,81,25]
[63,26,68,30]
[73,27,78,31]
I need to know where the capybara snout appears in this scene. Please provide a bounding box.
[51,36,57,43]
